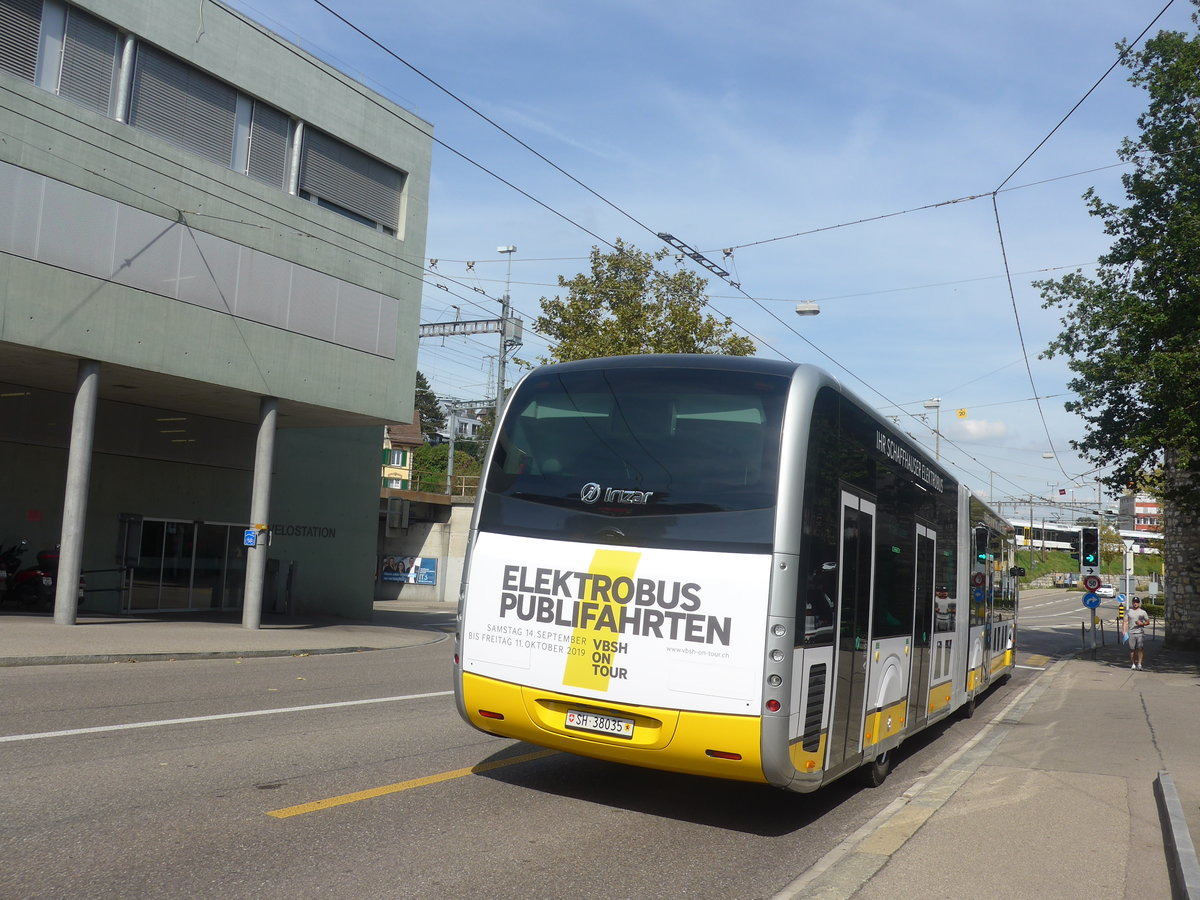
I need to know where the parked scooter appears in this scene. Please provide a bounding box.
[0,539,29,604]
[1,543,85,610]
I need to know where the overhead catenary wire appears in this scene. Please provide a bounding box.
[288,0,1172,503]
[985,0,1181,485]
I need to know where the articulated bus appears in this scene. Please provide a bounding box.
[454,355,1018,791]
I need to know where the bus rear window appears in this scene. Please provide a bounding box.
[485,366,787,518]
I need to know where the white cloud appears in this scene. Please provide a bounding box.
[955,419,1010,442]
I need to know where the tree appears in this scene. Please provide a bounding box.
[412,443,480,491]
[1035,5,1200,648]
[414,371,445,439]
[531,239,755,363]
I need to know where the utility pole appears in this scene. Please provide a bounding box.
[496,245,516,419]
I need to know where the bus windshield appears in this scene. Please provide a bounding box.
[479,364,789,552]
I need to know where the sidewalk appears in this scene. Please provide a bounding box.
[0,599,456,666]
[781,633,1200,900]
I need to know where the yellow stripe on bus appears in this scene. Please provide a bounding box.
[863,697,907,747]
[561,548,642,692]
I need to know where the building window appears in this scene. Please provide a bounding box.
[388,449,408,467]
[58,6,119,115]
[128,44,237,166]
[3,0,401,238]
[0,0,42,82]
[299,127,403,235]
[245,100,290,188]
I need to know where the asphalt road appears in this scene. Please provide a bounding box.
[0,600,1077,900]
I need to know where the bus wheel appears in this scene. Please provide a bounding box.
[863,750,891,787]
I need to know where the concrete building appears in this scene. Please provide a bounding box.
[0,0,431,621]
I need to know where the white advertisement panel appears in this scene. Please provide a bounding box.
[461,532,772,714]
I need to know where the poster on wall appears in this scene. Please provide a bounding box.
[381,556,438,585]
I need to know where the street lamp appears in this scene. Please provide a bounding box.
[794,301,820,316]
[923,398,941,460]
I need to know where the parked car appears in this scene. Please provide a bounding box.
[1097,583,1116,598]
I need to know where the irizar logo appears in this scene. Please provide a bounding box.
[580,482,654,505]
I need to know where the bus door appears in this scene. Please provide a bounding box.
[908,524,936,729]
[828,491,875,770]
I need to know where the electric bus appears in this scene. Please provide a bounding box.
[454,354,1017,791]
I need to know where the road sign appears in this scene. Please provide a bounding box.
[971,572,985,587]
[1083,574,1101,592]
[1083,592,1101,609]
[244,529,257,547]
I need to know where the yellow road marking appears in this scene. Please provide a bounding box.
[1021,653,1051,667]
[266,748,557,819]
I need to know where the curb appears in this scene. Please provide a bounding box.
[0,646,382,667]
[771,664,1061,899]
[1157,771,1200,900]
[0,631,450,667]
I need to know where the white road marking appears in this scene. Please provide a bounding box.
[0,691,453,743]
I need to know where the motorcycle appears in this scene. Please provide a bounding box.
[0,539,28,604]
[1,542,85,610]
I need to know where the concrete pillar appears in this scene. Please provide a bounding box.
[55,360,100,625]
[242,397,278,630]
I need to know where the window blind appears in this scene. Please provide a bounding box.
[128,44,236,166]
[299,128,402,230]
[59,7,119,115]
[246,100,289,188]
[0,0,42,82]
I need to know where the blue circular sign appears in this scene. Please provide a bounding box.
[1117,593,1126,603]
[1083,592,1101,609]
[972,587,984,602]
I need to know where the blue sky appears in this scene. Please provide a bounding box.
[227,0,1196,516]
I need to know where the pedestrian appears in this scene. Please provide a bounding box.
[1125,596,1150,670]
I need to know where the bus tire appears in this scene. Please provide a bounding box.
[863,750,891,787]
[962,695,976,719]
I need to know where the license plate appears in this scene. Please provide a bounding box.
[564,709,634,739]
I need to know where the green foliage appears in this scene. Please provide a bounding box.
[1035,10,1200,501]
[533,238,756,363]
[1017,548,1163,583]
[414,371,445,439]
[412,443,480,480]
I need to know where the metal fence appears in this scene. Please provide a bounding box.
[383,471,480,497]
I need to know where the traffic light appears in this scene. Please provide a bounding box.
[1069,531,1081,561]
[974,526,989,563]
[1080,526,1100,569]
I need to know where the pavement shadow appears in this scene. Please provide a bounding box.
[371,607,457,631]
[1079,636,1200,676]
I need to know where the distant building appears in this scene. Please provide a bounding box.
[381,421,423,490]
[1118,492,1162,532]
